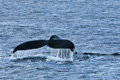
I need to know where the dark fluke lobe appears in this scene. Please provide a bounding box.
[47,40,74,51]
[13,40,47,53]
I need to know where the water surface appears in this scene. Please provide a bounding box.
[0,0,120,80]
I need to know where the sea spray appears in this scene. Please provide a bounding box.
[9,48,73,61]
[9,48,44,60]
[49,49,73,61]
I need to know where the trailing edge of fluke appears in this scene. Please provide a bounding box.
[13,35,76,54]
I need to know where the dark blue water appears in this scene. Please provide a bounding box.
[0,0,120,80]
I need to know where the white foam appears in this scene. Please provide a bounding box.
[50,49,73,61]
[9,48,73,61]
[9,49,43,60]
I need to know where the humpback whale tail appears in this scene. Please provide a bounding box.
[13,35,75,54]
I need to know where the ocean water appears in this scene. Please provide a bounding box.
[0,0,120,80]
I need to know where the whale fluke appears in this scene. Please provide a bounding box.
[13,35,75,53]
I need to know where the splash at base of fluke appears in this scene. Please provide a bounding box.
[50,49,73,61]
[9,48,73,62]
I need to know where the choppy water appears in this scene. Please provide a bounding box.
[0,0,120,80]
